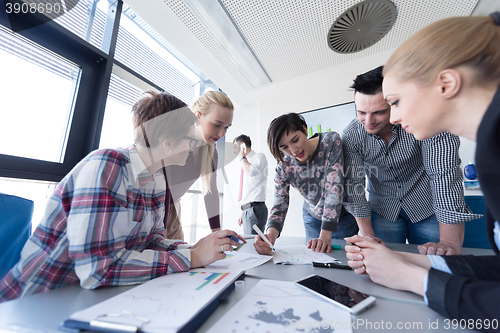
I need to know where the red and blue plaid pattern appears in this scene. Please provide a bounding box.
[0,147,190,302]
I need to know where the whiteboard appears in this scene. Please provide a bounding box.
[300,102,356,137]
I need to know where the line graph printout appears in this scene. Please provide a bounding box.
[206,279,352,333]
[272,245,338,265]
[205,251,272,270]
[68,268,244,333]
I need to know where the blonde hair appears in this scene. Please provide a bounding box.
[191,91,234,195]
[384,15,500,87]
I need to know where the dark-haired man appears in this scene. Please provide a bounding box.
[342,66,480,255]
[233,135,268,235]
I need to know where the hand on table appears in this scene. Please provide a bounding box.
[253,228,278,255]
[190,230,246,268]
[345,235,369,275]
[307,236,332,253]
[417,241,461,255]
[358,232,386,246]
[344,235,426,294]
[344,234,386,274]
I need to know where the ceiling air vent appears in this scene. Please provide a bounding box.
[327,0,397,54]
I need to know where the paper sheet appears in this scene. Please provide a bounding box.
[205,251,272,270]
[68,269,244,333]
[272,245,339,265]
[206,279,353,333]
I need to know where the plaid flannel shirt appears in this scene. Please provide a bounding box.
[0,146,190,302]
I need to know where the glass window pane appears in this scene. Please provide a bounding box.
[99,73,142,149]
[115,4,198,104]
[180,186,212,244]
[39,0,117,53]
[0,25,80,163]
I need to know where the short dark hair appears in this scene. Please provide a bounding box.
[350,66,384,95]
[267,113,308,163]
[233,134,251,148]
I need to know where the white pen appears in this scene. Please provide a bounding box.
[252,225,275,251]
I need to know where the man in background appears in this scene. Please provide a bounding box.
[233,135,268,235]
[342,66,480,255]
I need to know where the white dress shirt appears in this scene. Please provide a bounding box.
[241,150,268,204]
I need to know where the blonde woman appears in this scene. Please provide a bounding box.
[345,13,500,325]
[165,91,234,239]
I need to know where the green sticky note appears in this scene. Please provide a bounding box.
[331,244,342,251]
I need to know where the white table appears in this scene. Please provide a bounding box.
[0,237,494,333]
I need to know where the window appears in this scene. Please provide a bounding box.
[99,73,142,149]
[0,25,80,163]
[50,0,115,53]
[1,0,225,241]
[0,1,117,182]
[114,4,200,104]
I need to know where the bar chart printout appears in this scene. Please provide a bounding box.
[190,271,230,290]
[67,268,244,333]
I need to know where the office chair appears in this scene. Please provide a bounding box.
[0,193,34,280]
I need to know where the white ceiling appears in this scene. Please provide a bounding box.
[125,0,498,108]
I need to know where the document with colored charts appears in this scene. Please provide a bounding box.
[272,245,338,265]
[64,268,244,333]
[206,279,352,333]
[205,251,272,270]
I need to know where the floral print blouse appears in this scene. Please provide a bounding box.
[267,132,344,235]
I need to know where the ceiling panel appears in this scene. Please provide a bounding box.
[130,0,482,106]
[164,0,477,89]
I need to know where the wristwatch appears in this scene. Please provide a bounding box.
[239,156,246,161]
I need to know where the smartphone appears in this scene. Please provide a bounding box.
[295,275,376,314]
[240,142,247,153]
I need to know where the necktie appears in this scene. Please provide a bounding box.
[162,166,172,229]
[238,167,244,201]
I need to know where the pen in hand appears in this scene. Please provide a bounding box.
[226,235,244,245]
[252,225,275,251]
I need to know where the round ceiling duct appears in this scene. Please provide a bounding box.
[327,0,397,54]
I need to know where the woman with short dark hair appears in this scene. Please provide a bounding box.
[254,113,359,255]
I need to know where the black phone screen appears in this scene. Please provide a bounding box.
[297,275,370,308]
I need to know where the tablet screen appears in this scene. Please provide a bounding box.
[297,275,370,308]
